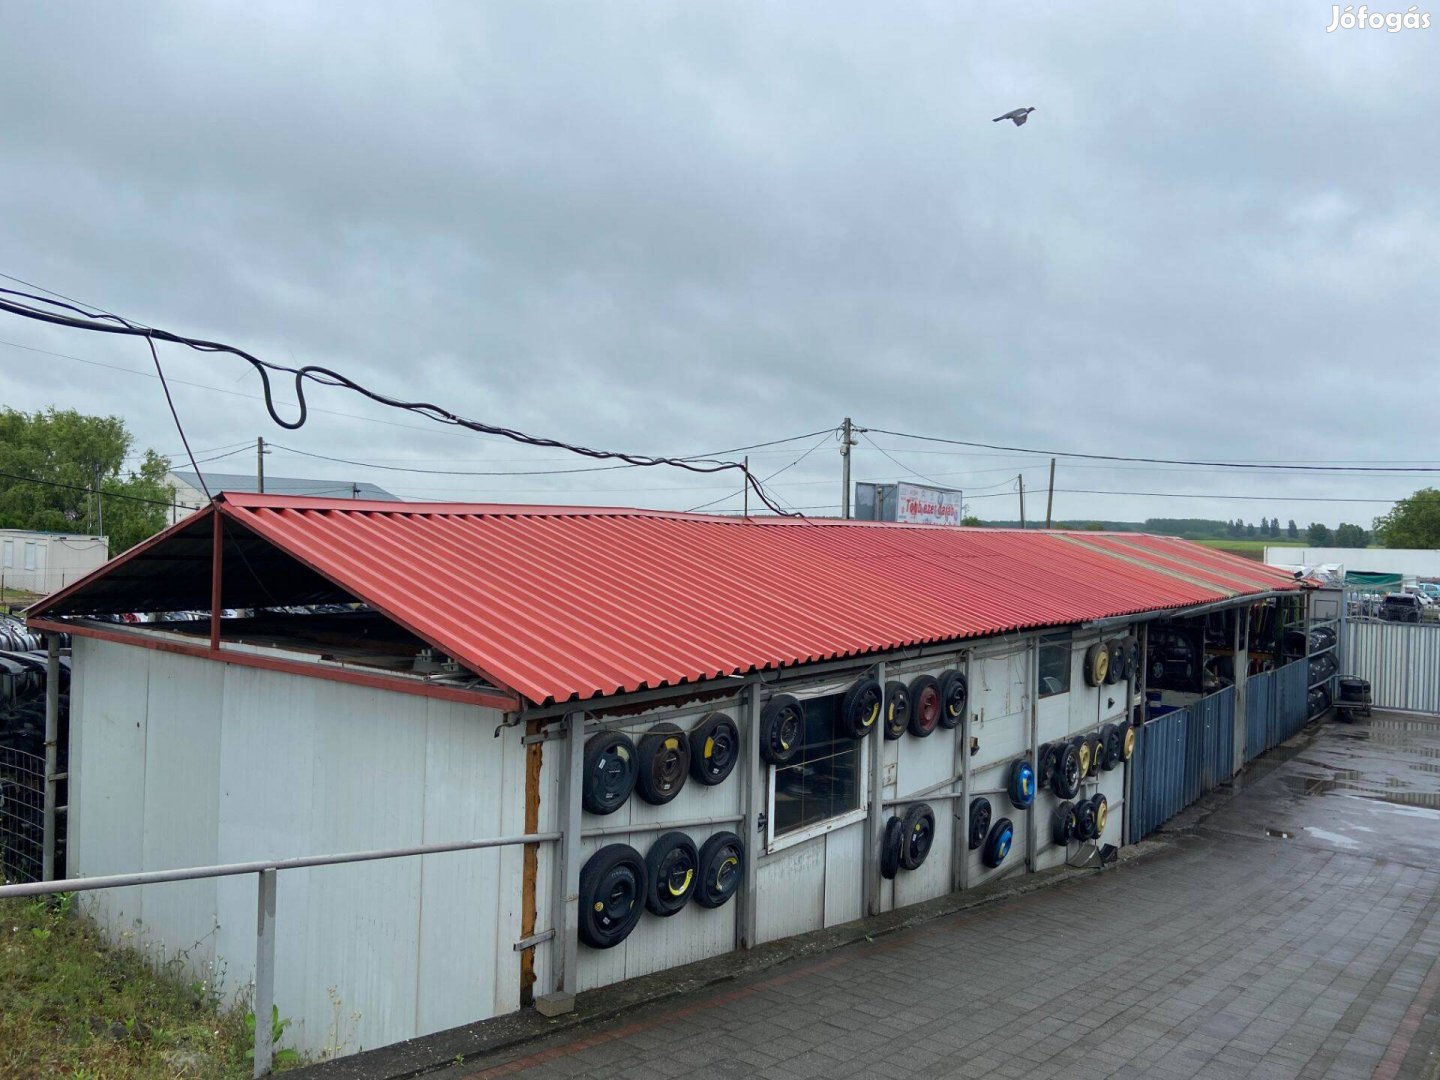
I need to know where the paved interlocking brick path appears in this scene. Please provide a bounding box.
[450,713,1440,1080]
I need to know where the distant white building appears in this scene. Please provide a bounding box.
[1264,545,1440,586]
[0,528,109,596]
[163,470,400,522]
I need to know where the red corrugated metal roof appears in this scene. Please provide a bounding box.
[178,494,1297,707]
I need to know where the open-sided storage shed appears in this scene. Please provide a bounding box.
[25,494,1301,1057]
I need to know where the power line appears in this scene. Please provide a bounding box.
[0,468,184,509]
[860,433,949,487]
[866,426,1440,474]
[962,486,1394,504]
[686,431,835,513]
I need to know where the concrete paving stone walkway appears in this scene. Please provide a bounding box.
[433,711,1440,1080]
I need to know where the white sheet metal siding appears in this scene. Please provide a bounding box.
[69,639,521,1057]
[1344,620,1440,714]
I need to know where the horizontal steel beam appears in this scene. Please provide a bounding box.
[581,814,743,839]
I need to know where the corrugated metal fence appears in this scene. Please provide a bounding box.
[1130,685,1235,842]
[1242,660,1310,764]
[1344,620,1440,714]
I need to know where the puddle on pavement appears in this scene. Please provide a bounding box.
[1282,774,1440,810]
[1265,827,1293,839]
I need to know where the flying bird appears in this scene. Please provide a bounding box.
[993,107,1036,126]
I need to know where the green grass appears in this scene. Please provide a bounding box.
[1195,538,1306,561]
[0,895,260,1079]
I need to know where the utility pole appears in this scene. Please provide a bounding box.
[743,456,749,517]
[1018,474,1026,529]
[1045,458,1056,529]
[256,436,266,494]
[840,418,857,519]
[93,465,104,538]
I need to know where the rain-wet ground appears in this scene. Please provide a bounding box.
[1204,710,1440,870]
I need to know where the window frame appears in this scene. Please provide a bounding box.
[1,539,11,568]
[765,693,870,854]
[1036,630,1074,699]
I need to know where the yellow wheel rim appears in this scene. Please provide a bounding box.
[1123,727,1135,760]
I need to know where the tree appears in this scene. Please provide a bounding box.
[1334,523,1368,547]
[1268,517,1280,537]
[0,408,172,556]
[1287,519,1299,539]
[1374,488,1440,548]
[1245,522,1257,537]
[1306,522,1332,545]
[1080,521,1105,531]
[961,516,983,527]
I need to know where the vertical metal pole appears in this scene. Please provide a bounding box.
[1024,639,1038,871]
[737,683,761,948]
[840,417,853,520]
[742,457,749,518]
[253,868,277,1078]
[549,712,583,1002]
[42,634,60,881]
[1018,475,1026,528]
[1232,607,1246,777]
[210,510,223,652]
[256,436,265,494]
[865,660,887,916]
[1044,458,1055,529]
[958,650,973,892]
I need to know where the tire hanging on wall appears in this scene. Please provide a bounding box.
[1073,797,1097,841]
[1051,800,1077,845]
[689,712,740,786]
[937,671,967,729]
[644,832,699,917]
[1120,721,1136,762]
[883,680,910,741]
[1051,741,1082,799]
[968,797,992,850]
[880,816,904,880]
[840,677,883,740]
[899,803,936,871]
[1086,733,1105,777]
[907,675,942,738]
[578,844,648,949]
[1036,742,1059,789]
[759,694,806,766]
[982,817,1015,869]
[1121,636,1140,681]
[582,731,639,816]
[1100,723,1123,770]
[694,831,745,908]
[1104,639,1125,685]
[1007,757,1037,810]
[1070,735,1093,779]
[1083,642,1110,687]
[636,723,691,805]
[1091,793,1109,837]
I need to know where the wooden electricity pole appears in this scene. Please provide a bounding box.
[1045,458,1056,529]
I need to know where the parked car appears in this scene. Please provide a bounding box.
[1380,593,1424,623]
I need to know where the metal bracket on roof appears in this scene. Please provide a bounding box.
[522,729,566,746]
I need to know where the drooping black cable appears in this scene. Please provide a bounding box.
[0,287,799,516]
[144,335,211,502]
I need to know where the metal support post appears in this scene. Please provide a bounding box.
[957,651,973,892]
[253,868,277,1078]
[210,511,223,652]
[865,660,887,916]
[42,634,60,881]
[737,683,762,948]
[1024,641,1038,871]
[544,712,583,1011]
[840,418,855,519]
[1232,608,1247,776]
[256,436,266,495]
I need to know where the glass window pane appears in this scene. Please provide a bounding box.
[1038,632,1072,698]
[772,694,862,837]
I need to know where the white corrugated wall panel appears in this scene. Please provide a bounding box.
[821,822,864,927]
[1345,621,1440,714]
[755,833,826,944]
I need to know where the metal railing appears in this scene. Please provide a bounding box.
[0,830,561,1076]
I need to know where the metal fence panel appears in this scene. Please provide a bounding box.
[1130,706,1188,841]
[0,746,44,884]
[1275,660,1309,743]
[1344,620,1440,714]
[1246,669,1275,762]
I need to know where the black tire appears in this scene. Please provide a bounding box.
[1052,801,1077,845]
[759,694,806,766]
[578,844,647,949]
[1036,742,1059,788]
[880,816,903,880]
[899,803,936,871]
[840,677,883,740]
[644,832,699,917]
[1074,798,1097,841]
[883,680,910,740]
[982,817,1015,869]
[1086,733,1105,776]
[1092,793,1109,837]
[582,731,638,816]
[635,723,690,805]
[1084,642,1110,687]
[968,797,992,850]
[907,675,942,738]
[694,831,745,908]
[689,712,740,786]
[1104,639,1125,685]
[1100,723,1122,771]
[937,671,967,729]
[1121,636,1140,681]
[1070,735,1092,778]
[1007,757,1037,810]
[1051,741,1082,799]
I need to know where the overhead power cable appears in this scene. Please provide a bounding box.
[0,468,184,509]
[0,283,798,516]
[867,426,1440,474]
[686,431,835,513]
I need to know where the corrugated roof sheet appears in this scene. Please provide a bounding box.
[33,495,1301,706]
[168,496,1306,705]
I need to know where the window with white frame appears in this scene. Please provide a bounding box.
[1037,631,1073,698]
[768,693,865,844]
[23,542,37,571]
[1,539,11,568]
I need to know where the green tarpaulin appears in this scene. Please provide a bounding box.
[1345,571,1403,588]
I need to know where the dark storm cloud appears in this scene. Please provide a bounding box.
[1,1,1436,524]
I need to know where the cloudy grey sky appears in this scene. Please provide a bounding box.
[1,1,1436,526]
